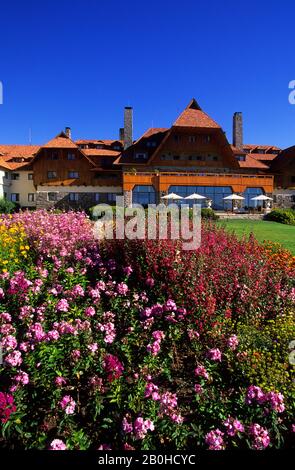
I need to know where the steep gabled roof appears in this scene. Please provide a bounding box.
[173,98,221,129]
[238,154,269,170]
[271,146,295,171]
[114,128,169,165]
[43,132,78,148]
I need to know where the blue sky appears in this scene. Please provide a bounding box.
[0,0,294,148]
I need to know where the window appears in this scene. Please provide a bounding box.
[28,193,35,202]
[173,135,181,142]
[28,173,33,180]
[189,136,196,143]
[173,155,180,160]
[48,152,59,160]
[213,156,218,161]
[67,153,76,160]
[135,153,148,160]
[48,192,58,202]
[4,172,9,179]
[94,193,100,202]
[47,171,57,179]
[68,171,79,178]
[146,141,157,148]
[11,173,20,180]
[243,188,264,208]
[69,193,79,202]
[168,185,232,210]
[202,135,211,143]
[11,193,19,202]
[132,185,156,206]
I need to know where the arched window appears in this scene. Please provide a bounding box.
[132,185,156,206]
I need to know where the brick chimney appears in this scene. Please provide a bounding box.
[124,107,133,149]
[233,112,243,149]
[65,127,72,139]
[119,127,125,142]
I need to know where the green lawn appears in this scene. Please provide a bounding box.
[218,219,295,255]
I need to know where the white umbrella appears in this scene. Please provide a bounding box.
[250,195,273,201]
[223,194,245,200]
[161,193,183,200]
[185,193,206,200]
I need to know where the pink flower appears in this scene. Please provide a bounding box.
[56,299,69,312]
[224,416,244,436]
[144,382,159,399]
[117,282,129,295]
[152,330,165,341]
[205,429,225,450]
[59,395,76,415]
[245,385,266,405]
[85,306,96,317]
[265,391,285,413]
[14,371,29,385]
[248,423,270,450]
[134,417,155,440]
[103,354,124,382]
[227,335,239,351]
[1,335,17,351]
[88,343,98,353]
[71,349,81,361]
[123,266,133,276]
[147,340,161,356]
[5,350,22,367]
[194,384,203,394]
[122,416,133,434]
[47,330,60,341]
[55,376,67,387]
[194,365,209,380]
[207,348,222,362]
[50,439,67,450]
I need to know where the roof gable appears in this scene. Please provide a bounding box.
[43,131,78,149]
[173,99,220,129]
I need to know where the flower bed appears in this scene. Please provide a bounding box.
[0,211,294,450]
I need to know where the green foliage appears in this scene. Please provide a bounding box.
[265,208,295,225]
[0,198,16,214]
[201,208,219,220]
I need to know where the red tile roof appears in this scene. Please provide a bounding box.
[243,144,281,151]
[238,154,269,169]
[0,145,40,170]
[76,139,122,146]
[173,99,220,129]
[248,153,278,162]
[43,132,77,148]
[83,149,121,157]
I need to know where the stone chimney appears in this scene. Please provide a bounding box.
[124,107,133,149]
[233,112,243,149]
[65,127,72,139]
[119,127,125,142]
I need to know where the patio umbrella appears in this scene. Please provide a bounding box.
[161,193,183,200]
[223,194,245,200]
[184,193,206,200]
[250,195,273,201]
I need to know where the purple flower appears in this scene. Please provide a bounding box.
[224,416,244,436]
[1,335,17,351]
[134,417,155,440]
[55,376,67,387]
[122,416,133,434]
[14,371,29,385]
[245,385,266,405]
[117,282,129,295]
[205,429,225,450]
[248,423,270,450]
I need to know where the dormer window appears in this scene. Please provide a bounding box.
[174,135,181,142]
[146,141,157,147]
[67,153,76,160]
[188,136,196,143]
[236,155,246,162]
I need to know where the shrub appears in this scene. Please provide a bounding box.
[265,208,295,225]
[0,218,30,273]
[0,198,16,214]
[201,208,219,220]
